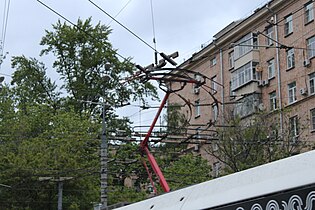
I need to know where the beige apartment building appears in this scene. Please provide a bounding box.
[168,0,315,176]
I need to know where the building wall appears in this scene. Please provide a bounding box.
[167,0,315,176]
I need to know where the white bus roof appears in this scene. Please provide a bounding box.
[114,150,315,210]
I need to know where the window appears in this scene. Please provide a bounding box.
[195,99,200,117]
[310,72,315,95]
[265,26,274,46]
[229,51,234,69]
[211,76,217,94]
[234,33,258,59]
[231,62,259,90]
[267,58,275,79]
[213,162,221,178]
[289,116,299,142]
[212,104,218,121]
[269,91,277,111]
[307,36,315,59]
[305,2,314,23]
[311,109,315,131]
[211,57,217,66]
[284,15,293,36]
[286,48,295,69]
[288,81,297,104]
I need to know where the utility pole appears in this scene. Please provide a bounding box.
[57,180,64,210]
[99,73,129,208]
[100,74,110,208]
[79,88,109,209]
[100,101,108,208]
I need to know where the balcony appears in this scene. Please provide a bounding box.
[231,61,261,95]
[235,50,260,69]
[234,81,261,96]
[233,93,262,118]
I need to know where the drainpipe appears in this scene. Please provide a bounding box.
[274,13,283,134]
[220,48,225,125]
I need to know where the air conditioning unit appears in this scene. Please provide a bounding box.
[303,59,311,67]
[262,79,269,86]
[300,88,308,96]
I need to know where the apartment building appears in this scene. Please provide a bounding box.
[168,0,315,176]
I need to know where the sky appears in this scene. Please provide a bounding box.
[0,0,270,127]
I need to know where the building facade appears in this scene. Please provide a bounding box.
[168,0,315,176]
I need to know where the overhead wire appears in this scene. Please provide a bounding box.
[36,0,128,62]
[88,0,158,53]
[106,0,133,27]
[180,9,315,123]
[185,0,315,67]
[23,1,315,123]
[2,1,304,202]
[272,0,315,26]
[34,1,220,138]
[0,0,10,69]
[150,0,158,64]
[29,0,314,182]
[1,0,10,48]
[33,1,314,161]
[35,0,163,133]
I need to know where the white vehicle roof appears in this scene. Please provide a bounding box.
[114,150,315,210]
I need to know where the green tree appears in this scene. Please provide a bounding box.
[40,18,157,116]
[0,85,15,132]
[0,17,161,209]
[107,143,148,205]
[11,56,60,112]
[0,108,100,209]
[165,102,188,134]
[205,112,307,175]
[135,104,212,192]
[164,154,211,190]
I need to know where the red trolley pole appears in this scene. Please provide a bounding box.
[140,92,171,193]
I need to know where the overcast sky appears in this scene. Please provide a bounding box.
[0,0,270,125]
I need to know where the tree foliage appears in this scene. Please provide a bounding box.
[0,17,215,209]
[163,154,211,190]
[11,56,60,112]
[40,18,158,115]
[0,106,100,209]
[206,112,307,175]
[0,17,160,209]
[107,143,148,205]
